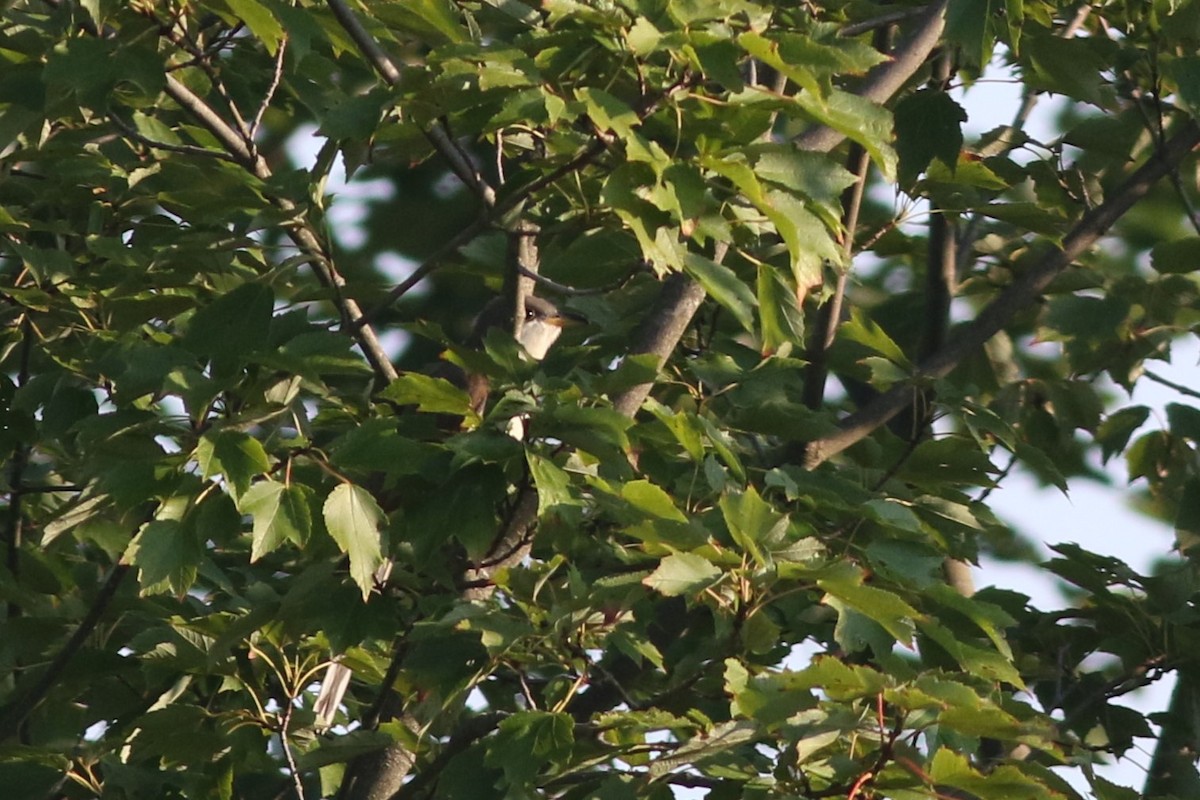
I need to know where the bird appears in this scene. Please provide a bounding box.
[462,294,575,421]
[313,294,574,729]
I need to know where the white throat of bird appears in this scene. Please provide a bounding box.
[507,296,568,439]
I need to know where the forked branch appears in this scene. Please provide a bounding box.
[800,119,1200,469]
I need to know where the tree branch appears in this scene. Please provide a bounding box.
[801,119,1200,469]
[0,563,130,742]
[612,272,710,418]
[803,146,870,410]
[324,0,495,206]
[160,76,399,383]
[4,315,33,625]
[795,0,949,154]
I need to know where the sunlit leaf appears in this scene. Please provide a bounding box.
[643,553,722,597]
[323,483,386,601]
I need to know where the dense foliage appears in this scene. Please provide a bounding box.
[3,0,1200,798]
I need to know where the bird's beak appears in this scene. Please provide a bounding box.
[544,310,585,328]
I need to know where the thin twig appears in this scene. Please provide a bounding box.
[839,5,932,37]
[1143,368,1200,400]
[959,4,1092,273]
[803,143,871,410]
[164,75,260,170]
[280,701,306,800]
[5,315,33,624]
[252,35,288,141]
[354,217,493,329]
[109,113,240,163]
[151,9,256,147]
[516,262,642,296]
[355,73,695,328]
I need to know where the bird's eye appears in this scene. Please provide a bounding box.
[525,309,537,320]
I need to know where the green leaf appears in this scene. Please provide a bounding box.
[184,283,274,366]
[819,571,919,646]
[750,146,857,228]
[682,252,757,333]
[405,465,506,559]
[645,400,706,461]
[239,480,312,560]
[622,479,688,523]
[647,719,758,778]
[865,539,942,588]
[727,663,818,727]
[688,33,744,92]
[929,748,1047,798]
[380,372,476,419]
[925,584,1015,659]
[193,429,270,501]
[1042,294,1130,342]
[1175,477,1200,557]
[323,483,386,601]
[698,415,746,482]
[123,519,200,596]
[1168,402,1200,441]
[793,89,897,180]
[575,87,640,144]
[1164,55,1200,116]
[719,486,787,566]
[538,402,632,462]
[894,89,967,186]
[224,0,285,55]
[643,553,722,597]
[862,500,925,535]
[1024,33,1111,107]
[976,202,1069,237]
[485,711,574,787]
[825,596,897,656]
[1150,237,1200,274]
[840,307,913,367]
[1013,439,1069,495]
[527,452,574,517]
[373,0,468,44]
[798,656,888,700]
[737,30,886,95]
[609,627,665,670]
[757,264,805,356]
[944,0,1000,67]
[918,619,1025,687]
[1005,0,1025,53]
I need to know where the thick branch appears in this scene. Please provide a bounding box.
[801,120,1200,469]
[612,273,709,418]
[1144,663,1200,796]
[795,0,948,154]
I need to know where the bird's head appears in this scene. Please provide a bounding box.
[473,295,580,361]
[517,295,577,360]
